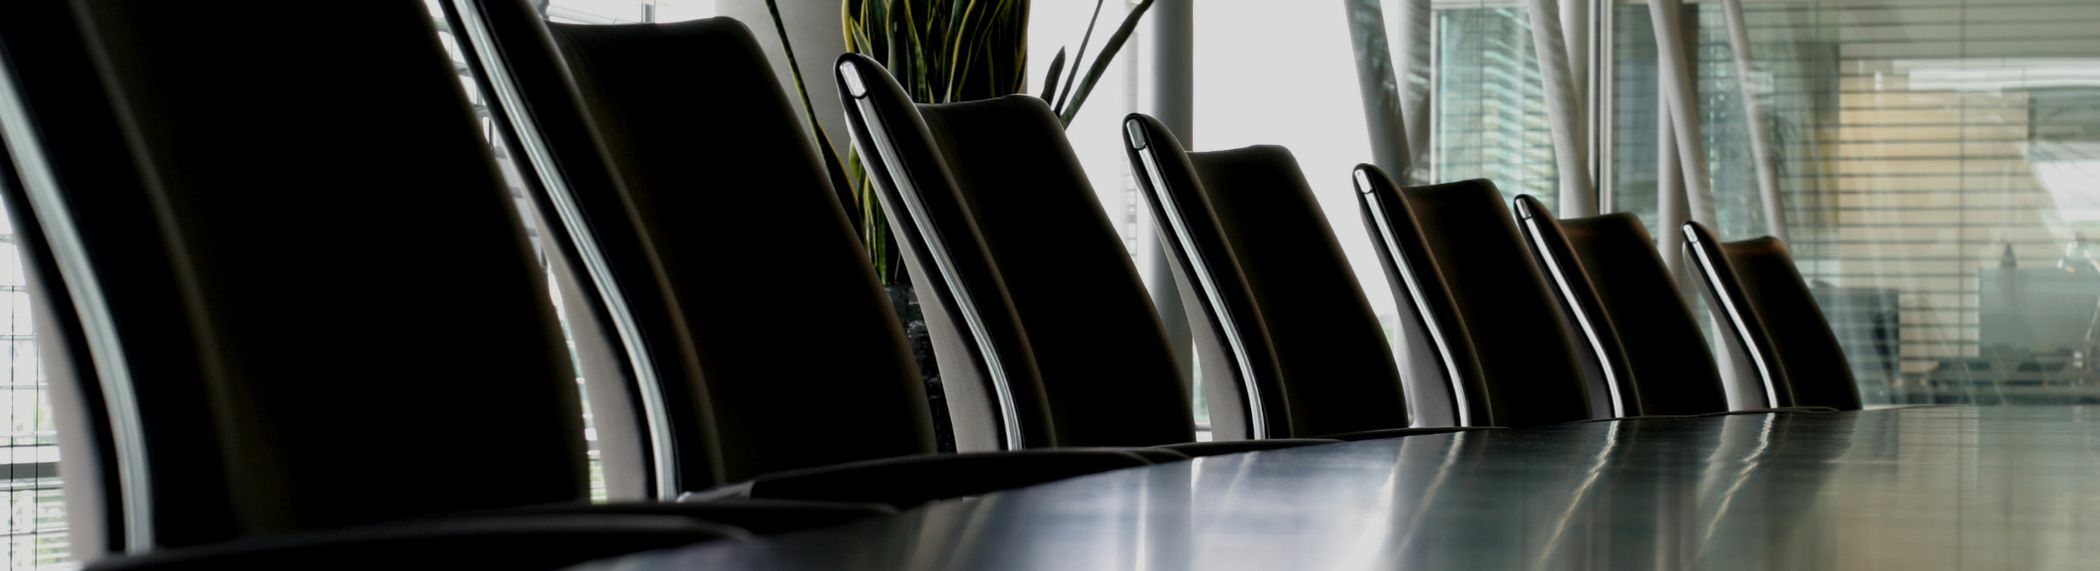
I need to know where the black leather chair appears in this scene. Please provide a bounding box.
[836,55,1331,454]
[1352,168,1594,427]
[1121,114,1475,440]
[1682,221,1863,410]
[442,0,1159,508]
[1512,195,1731,416]
[0,1,879,565]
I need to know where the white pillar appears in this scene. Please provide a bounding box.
[1396,0,1434,182]
[1525,0,1596,216]
[1719,0,1789,240]
[1562,0,1596,210]
[1562,0,1591,103]
[1346,0,1415,177]
[1141,0,1195,380]
[1658,100,1690,276]
[1647,0,1714,228]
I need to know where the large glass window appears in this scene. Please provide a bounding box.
[1189,0,1566,426]
[1194,1,1398,321]
[0,203,62,570]
[1433,1,1562,206]
[1193,0,1563,325]
[1029,1,1145,252]
[1615,0,2100,404]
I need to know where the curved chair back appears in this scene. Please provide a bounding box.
[838,55,1196,448]
[0,0,588,554]
[1123,115,1410,438]
[0,6,120,554]
[1352,169,1592,427]
[1682,222,1863,410]
[445,0,937,489]
[1513,196,1730,415]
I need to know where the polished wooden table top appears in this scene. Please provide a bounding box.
[580,406,2100,570]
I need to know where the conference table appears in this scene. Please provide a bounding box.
[578,406,2100,569]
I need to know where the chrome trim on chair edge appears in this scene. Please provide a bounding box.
[0,51,154,552]
[840,60,1025,451]
[1355,169,1473,427]
[1682,225,1781,409]
[449,0,680,498]
[1518,214,1626,418]
[1126,125,1268,439]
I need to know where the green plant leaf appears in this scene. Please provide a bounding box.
[839,0,1031,282]
[1060,0,1153,125]
[1054,0,1106,111]
[763,0,858,230]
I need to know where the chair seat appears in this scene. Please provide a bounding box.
[689,449,1158,508]
[84,515,744,571]
[1155,439,1340,457]
[1315,426,1503,441]
[484,498,894,535]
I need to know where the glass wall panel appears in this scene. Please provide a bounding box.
[1030,1,1144,254]
[1194,0,1561,322]
[1614,0,2100,404]
[1192,0,1388,424]
[0,202,63,569]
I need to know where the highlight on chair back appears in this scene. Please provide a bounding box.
[837,55,1331,454]
[442,0,1156,509]
[1352,168,1594,427]
[0,0,747,564]
[1512,195,1731,416]
[1681,222,1864,411]
[1124,114,1468,440]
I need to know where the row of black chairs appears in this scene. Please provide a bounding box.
[0,1,1860,568]
[843,53,1863,437]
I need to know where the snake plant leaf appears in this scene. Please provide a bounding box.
[1054,0,1106,111]
[1059,0,1153,125]
[1038,48,1066,101]
[764,0,857,228]
[839,0,1032,283]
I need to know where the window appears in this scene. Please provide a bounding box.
[1434,1,1562,206]
[1194,0,1404,323]
[1615,0,2100,404]
[1197,0,2100,408]
[0,202,62,570]
[1192,0,1563,328]
[1030,1,1146,253]
[547,0,715,24]
[1189,0,1565,424]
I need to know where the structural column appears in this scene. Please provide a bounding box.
[1719,0,1789,240]
[1140,0,1195,381]
[1525,0,1597,216]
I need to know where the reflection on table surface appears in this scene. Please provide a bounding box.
[579,406,2100,570]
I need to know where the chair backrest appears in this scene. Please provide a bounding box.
[838,55,1196,448]
[440,0,683,501]
[1352,168,1593,427]
[1682,222,1863,410]
[1123,115,1410,438]
[0,105,123,557]
[1513,196,1730,416]
[447,1,938,490]
[0,0,590,554]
